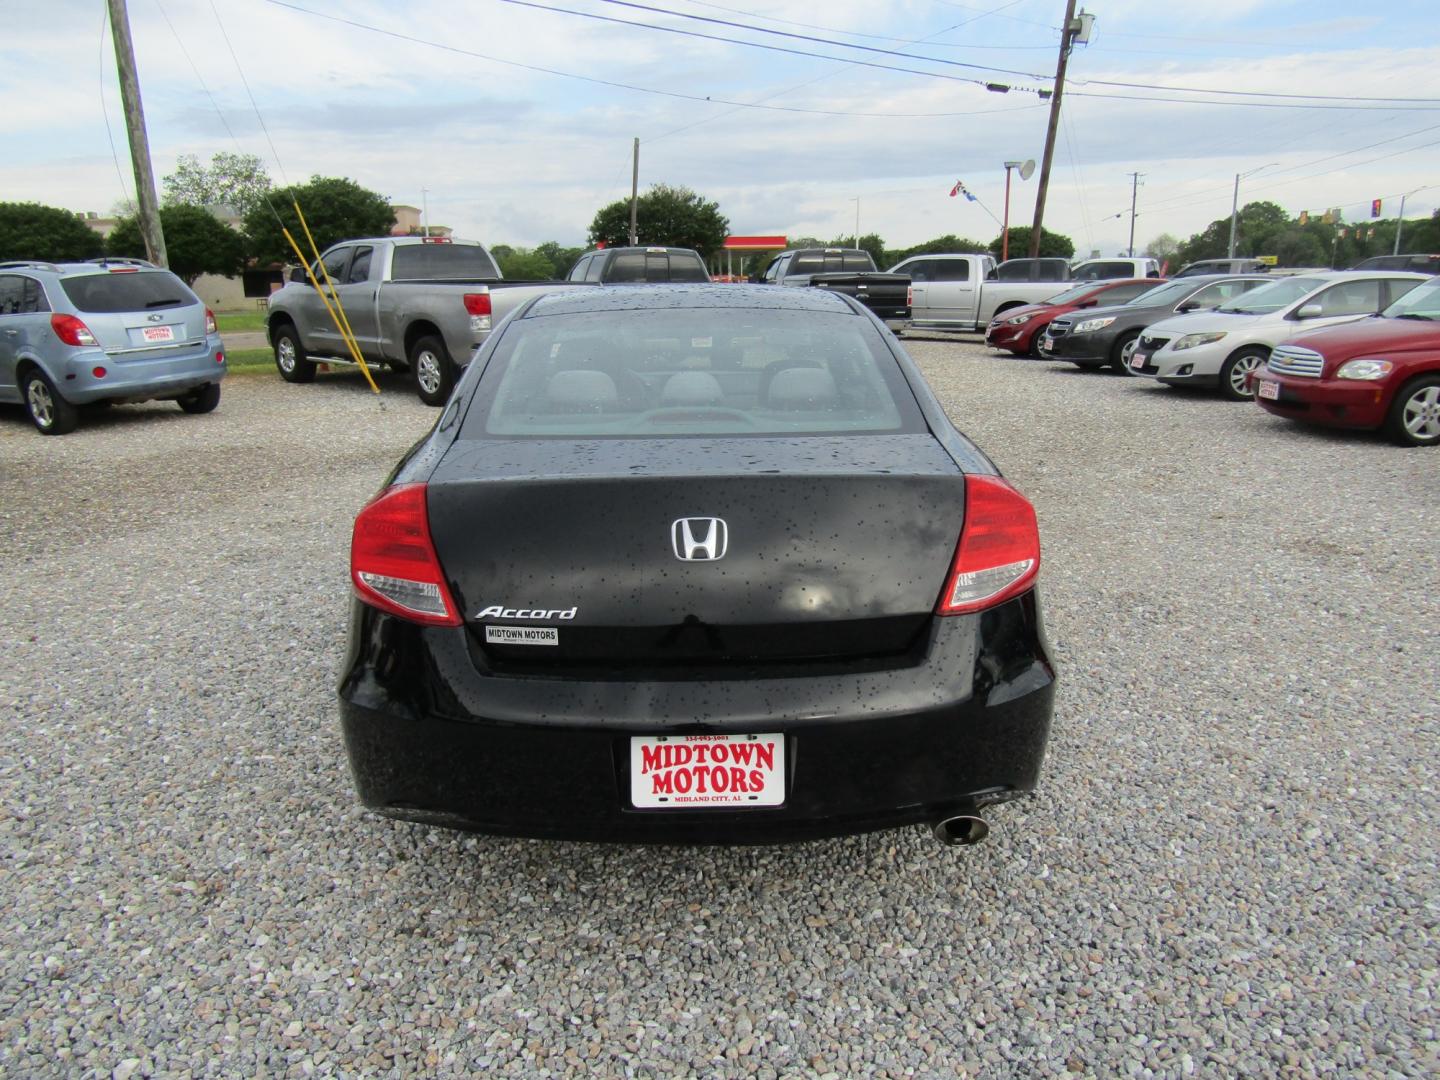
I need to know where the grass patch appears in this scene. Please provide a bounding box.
[216,311,269,334]
[225,347,274,371]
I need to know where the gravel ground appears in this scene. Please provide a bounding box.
[0,344,1435,1078]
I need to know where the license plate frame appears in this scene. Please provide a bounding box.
[629,733,785,809]
[141,325,176,343]
[1257,379,1280,401]
[1040,335,1055,353]
[1130,350,1149,370]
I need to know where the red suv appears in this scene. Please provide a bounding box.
[1254,277,1440,446]
[985,278,1162,357]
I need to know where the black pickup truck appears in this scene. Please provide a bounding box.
[757,248,911,320]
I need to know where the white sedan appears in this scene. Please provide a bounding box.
[1127,271,1427,399]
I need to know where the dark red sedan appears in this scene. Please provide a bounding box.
[1254,277,1440,447]
[985,278,1163,356]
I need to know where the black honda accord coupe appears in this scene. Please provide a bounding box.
[339,284,1055,845]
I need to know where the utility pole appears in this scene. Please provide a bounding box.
[852,197,861,247]
[421,188,429,237]
[106,0,167,268]
[1394,192,1409,255]
[629,138,639,246]
[1029,1,1083,258]
[1127,172,1143,257]
[1227,162,1278,258]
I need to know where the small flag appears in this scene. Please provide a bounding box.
[1339,228,1347,239]
[949,180,961,197]
[1367,228,1375,239]
[1298,210,1309,225]
[948,180,977,202]
[1371,198,1382,218]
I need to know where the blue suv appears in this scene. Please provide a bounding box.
[0,259,226,435]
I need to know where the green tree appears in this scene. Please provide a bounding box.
[588,184,729,257]
[0,202,104,261]
[108,205,245,284]
[163,152,273,217]
[1144,233,1180,262]
[243,176,395,265]
[885,234,988,265]
[1175,200,1292,265]
[988,226,1074,259]
[494,246,558,280]
[533,241,587,278]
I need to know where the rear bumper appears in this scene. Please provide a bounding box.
[1253,373,1389,429]
[62,337,225,403]
[337,595,1056,843]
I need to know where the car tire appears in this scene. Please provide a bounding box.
[410,334,455,407]
[1219,347,1267,401]
[21,369,80,435]
[177,382,222,414]
[1384,374,1440,447]
[1110,330,1140,374]
[273,324,316,384]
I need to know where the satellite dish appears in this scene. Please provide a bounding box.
[1019,159,1036,181]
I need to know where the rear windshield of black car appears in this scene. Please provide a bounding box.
[390,244,500,280]
[59,271,195,313]
[462,307,927,438]
[605,252,710,283]
[790,251,875,274]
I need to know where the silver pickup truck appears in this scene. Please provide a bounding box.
[266,237,585,405]
[890,253,1069,332]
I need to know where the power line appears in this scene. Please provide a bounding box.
[670,0,1053,48]
[503,0,1047,85]
[260,0,1043,118]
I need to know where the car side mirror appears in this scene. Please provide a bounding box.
[1079,300,1096,308]
[1295,303,1323,319]
[289,267,307,284]
[1176,302,1197,313]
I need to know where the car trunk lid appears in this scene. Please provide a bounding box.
[426,435,966,668]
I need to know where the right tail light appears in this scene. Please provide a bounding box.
[936,475,1041,615]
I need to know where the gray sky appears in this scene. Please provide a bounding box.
[3,0,1437,256]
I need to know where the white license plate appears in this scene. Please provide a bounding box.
[1257,379,1280,400]
[1041,335,1055,352]
[142,325,175,343]
[630,733,785,809]
[1131,351,1149,369]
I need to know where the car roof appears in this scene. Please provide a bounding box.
[592,246,701,256]
[0,261,174,280]
[525,283,855,317]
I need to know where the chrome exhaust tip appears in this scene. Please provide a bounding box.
[932,814,990,846]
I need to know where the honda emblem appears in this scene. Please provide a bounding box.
[671,517,728,561]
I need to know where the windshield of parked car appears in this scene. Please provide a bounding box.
[1123,280,1196,307]
[1381,278,1440,320]
[1218,277,1325,314]
[465,307,927,439]
[1041,282,1105,305]
[59,271,194,313]
[390,243,501,280]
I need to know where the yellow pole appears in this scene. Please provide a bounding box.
[280,227,380,394]
[292,201,366,360]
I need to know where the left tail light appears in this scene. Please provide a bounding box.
[936,475,1041,615]
[350,483,462,627]
[51,313,98,347]
[463,292,492,333]
[205,308,218,334]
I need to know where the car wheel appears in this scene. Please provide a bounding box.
[21,369,79,435]
[177,382,221,414]
[1110,330,1140,374]
[1385,375,1440,447]
[1219,347,1267,401]
[410,334,455,407]
[273,324,316,384]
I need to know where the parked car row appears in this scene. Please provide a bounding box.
[1014,269,1438,447]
